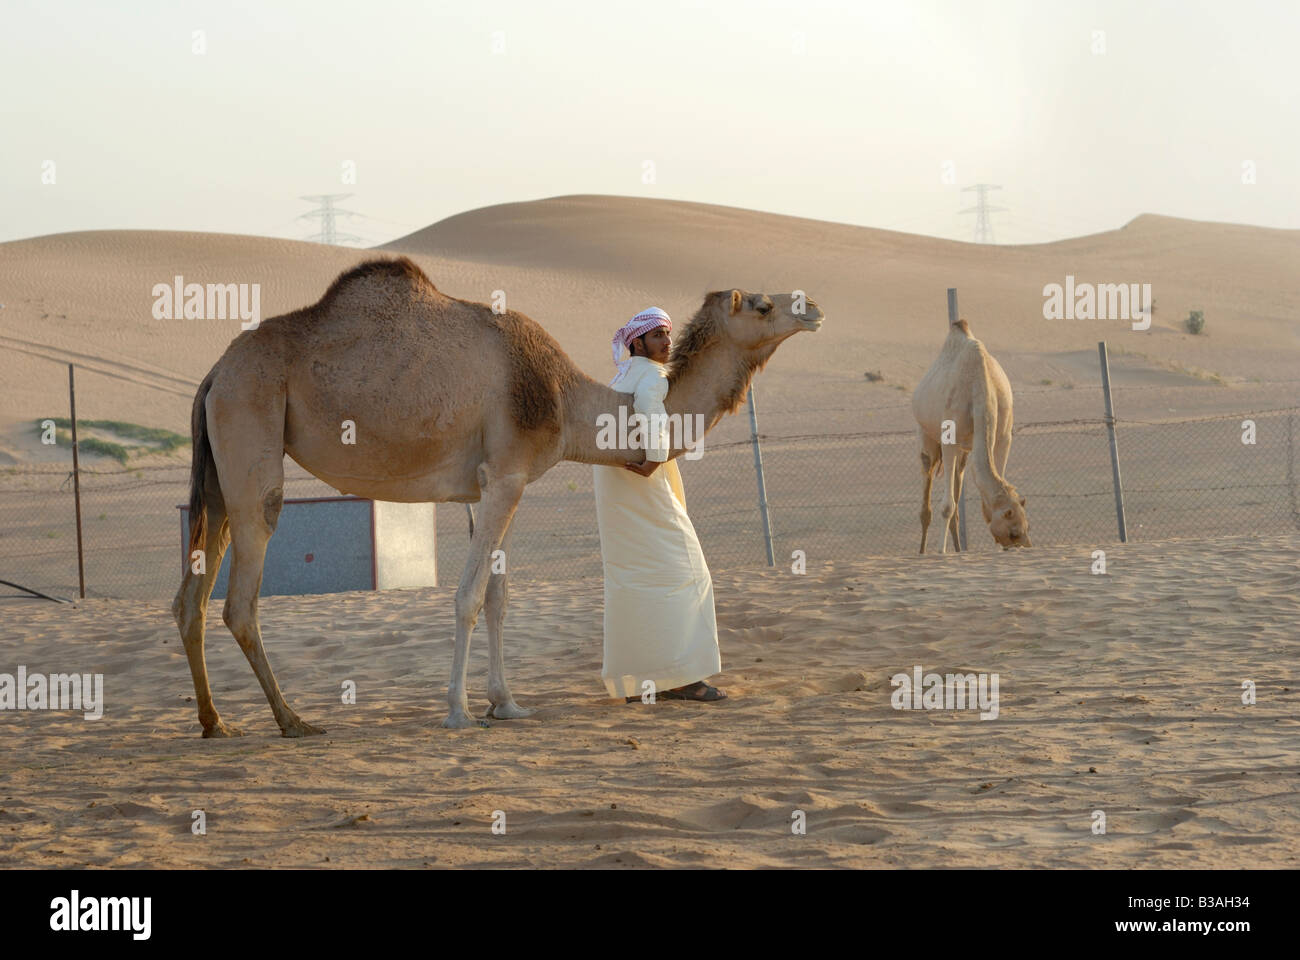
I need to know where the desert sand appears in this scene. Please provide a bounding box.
[1,533,1297,868]
[1,197,1297,869]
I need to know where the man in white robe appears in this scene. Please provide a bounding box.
[593,308,727,703]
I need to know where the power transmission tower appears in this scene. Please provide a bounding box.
[959,184,1007,244]
[298,194,364,245]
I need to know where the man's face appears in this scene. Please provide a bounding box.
[634,326,672,363]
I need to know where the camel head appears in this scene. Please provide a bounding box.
[982,487,1031,548]
[668,289,824,413]
[721,288,825,346]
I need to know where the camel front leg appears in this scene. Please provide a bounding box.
[918,439,940,554]
[443,464,526,729]
[936,443,960,554]
[948,450,968,551]
[485,523,533,720]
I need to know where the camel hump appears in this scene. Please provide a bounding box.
[316,256,436,308]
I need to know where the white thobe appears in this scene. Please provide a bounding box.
[592,357,721,698]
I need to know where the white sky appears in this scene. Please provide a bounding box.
[2,0,1296,246]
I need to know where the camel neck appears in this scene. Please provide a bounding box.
[561,340,752,465]
[967,394,1014,505]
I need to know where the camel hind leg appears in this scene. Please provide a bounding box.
[208,387,323,738]
[171,466,239,737]
[918,435,941,554]
[220,474,324,738]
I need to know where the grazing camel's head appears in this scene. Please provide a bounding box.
[983,487,1031,548]
[668,289,824,412]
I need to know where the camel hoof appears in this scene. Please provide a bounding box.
[280,718,326,738]
[442,711,489,730]
[202,721,245,739]
[486,702,534,720]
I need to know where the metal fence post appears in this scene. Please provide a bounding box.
[1097,341,1128,542]
[68,363,86,598]
[947,288,968,550]
[1287,410,1300,531]
[747,384,776,566]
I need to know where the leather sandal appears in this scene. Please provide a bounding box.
[659,681,727,702]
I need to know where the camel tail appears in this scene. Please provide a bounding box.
[186,371,218,553]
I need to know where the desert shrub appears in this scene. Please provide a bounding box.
[32,418,188,464]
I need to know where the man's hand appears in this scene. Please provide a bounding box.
[625,459,661,477]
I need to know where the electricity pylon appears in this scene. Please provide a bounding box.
[299,194,363,245]
[959,184,1007,244]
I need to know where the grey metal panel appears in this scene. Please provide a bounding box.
[181,497,375,598]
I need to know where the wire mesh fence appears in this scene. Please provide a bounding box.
[3,382,1296,602]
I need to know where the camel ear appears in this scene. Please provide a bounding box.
[1019,495,1026,507]
[730,290,742,315]
[980,501,992,523]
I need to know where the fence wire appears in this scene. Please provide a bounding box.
[3,400,1295,602]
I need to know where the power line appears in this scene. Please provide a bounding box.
[298,193,364,245]
[959,183,1008,244]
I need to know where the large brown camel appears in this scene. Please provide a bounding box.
[911,316,1030,554]
[171,257,823,734]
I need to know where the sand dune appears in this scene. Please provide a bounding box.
[2,533,1296,868]
[2,196,1297,455]
[2,195,1296,601]
[384,196,1300,380]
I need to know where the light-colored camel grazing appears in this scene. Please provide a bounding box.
[171,257,823,734]
[911,317,1030,553]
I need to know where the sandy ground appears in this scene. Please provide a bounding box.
[2,533,1296,869]
[1,198,1297,869]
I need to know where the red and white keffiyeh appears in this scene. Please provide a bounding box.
[610,307,672,387]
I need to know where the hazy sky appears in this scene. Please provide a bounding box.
[3,0,1296,246]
